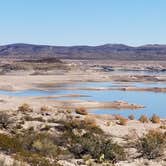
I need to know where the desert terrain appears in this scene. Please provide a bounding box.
[0,57,164,166]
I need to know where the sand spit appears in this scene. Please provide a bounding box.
[0,94,144,111]
[114,87,166,93]
[0,71,166,91]
[63,100,144,110]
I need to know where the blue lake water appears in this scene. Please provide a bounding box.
[0,82,165,119]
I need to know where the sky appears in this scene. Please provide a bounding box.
[0,0,166,46]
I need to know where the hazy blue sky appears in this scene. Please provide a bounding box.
[0,0,166,46]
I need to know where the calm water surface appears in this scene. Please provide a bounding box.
[0,82,165,119]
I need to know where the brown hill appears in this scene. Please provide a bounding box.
[1,43,166,60]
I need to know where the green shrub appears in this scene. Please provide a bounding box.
[61,119,103,135]
[0,133,22,153]
[136,130,166,159]
[0,132,61,166]
[69,133,126,162]
[18,132,61,158]
[57,120,125,163]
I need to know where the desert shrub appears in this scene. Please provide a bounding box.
[20,133,61,165]
[57,119,125,163]
[160,125,166,130]
[115,115,127,125]
[0,133,22,153]
[15,124,23,130]
[47,118,57,123]
[136,130,166,159]
[32,137,59,157]
[40,106,52,113]
[54,119,103,148]
[33,117,45,122]
[23,115,34,121]
[118,117,128,125]
[0,132,61,166]
[66,109,72,114]
[18,132,61,158]
[128,114,135,120]
[18,104,32,113]
[139,115,149,123]
[150,114,160,123]
[24,115,45,122]
[84,116,97,127]
[61,118,103,135]
[75,107,88,115]
[0,112,13,129]
[69,133,126,163]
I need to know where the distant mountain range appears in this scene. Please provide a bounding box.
[1,43,166,60]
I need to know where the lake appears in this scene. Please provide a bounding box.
[0,82,165,119]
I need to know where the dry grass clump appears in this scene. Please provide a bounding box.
[159,125,166,130]
[40,106,52,113]
[18,103,32,113]
[84,116,97,127]
[128,114,135,120]
[118,117,128,125]
[75,107,88,115]
[139,115,149,123]
[150,114,160,123]
[136,130,166,159]
[115,115,128,125]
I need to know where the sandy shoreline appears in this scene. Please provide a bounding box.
[0,70,166,91]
